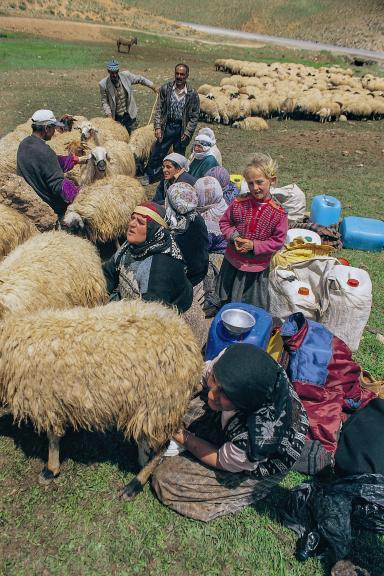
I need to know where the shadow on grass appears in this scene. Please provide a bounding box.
[252,484,384,576]
[0,411,139,474]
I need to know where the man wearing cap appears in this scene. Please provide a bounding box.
[17,110,82,222]
[143,63,200,185]
[99,59,158,135]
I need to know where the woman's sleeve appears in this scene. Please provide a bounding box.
[218,442,264,473]
[253,212,288,255]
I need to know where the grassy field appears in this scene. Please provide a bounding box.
[0,28,384,576]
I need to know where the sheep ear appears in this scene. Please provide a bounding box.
[74,126,81,131]
[106,151,111,161]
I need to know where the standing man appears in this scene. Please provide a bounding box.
[143,63,200,184]
[17,109,82,223]
[99,59,158,135]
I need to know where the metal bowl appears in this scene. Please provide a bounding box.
[221,308,256,336]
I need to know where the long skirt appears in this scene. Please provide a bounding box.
[183,282,212,349]
[215,258,270,310]
[152,397,285,522]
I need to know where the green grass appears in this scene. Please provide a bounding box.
[1,30,384,576]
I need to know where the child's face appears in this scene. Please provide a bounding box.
[245,167,275,201]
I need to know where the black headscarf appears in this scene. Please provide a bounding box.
[213,344,292,462]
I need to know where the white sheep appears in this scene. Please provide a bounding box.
[62,175,146,243]
[79,143,136,185]
[232,116,269,130]
[0,231,107,321]
[0,204,39,261]
[126,125,156,175]
[0,299,203,498]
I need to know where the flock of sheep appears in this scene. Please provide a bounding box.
[0,116,202,495]
[198,59,384,127]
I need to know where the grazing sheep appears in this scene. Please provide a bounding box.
[199,95,221,123]
[62,175,145,243]
[79,143,136,185]
[0,204,39,261]
[0,174,57,232]
[126,125,156,174]
[232,116,269,130]
[116,36,138,53]
[0,299,203,497]
[0,231,107,321]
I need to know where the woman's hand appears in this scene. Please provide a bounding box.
[172,428,187,445]
[234,237,254,253]
[172,428,223,469]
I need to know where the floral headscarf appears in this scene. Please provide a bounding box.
[165,182,198,233]
[194,176,228,235]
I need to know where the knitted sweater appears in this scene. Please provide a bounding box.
[220,195,288,272]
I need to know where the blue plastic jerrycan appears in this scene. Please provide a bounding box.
[310,195,341,226]
[341,216,384,251]
[205,302,273,361]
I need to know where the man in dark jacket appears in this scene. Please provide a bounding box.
[17,109,81,222]
[143,63,200,184]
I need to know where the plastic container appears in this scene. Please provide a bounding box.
[322,265,372,351]
[269,268,318,322]
[286,228,322,245]
[310,195,341,226]
[205,303,272,360]
[340,216,384,252]
[229,174,243,188]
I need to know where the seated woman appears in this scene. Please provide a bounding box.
[195,175,228,312]
[102,201,192,313]
[205,166,240,205]
[190,127,222,166]
[153,152,196,205]
[188,134,219,179]
[152,344,309,521]
[165,182,209,287]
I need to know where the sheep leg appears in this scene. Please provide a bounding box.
[38,430,61,485]
[119,447,166,501]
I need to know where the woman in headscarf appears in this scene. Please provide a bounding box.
[102,201,192,313]
[205,166,240,205]
[195,175,228,313]
[165,182,209,287]
[188,134,219,179]
[189,127,222,166]
[152,344,309,521]
[153,152,196,205]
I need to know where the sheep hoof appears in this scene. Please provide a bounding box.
[119,478,143,501]
[38,467,60,486]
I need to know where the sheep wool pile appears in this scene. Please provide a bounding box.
[63,175,146,243]
[0,204,39,261]
[0,299,203,449]
[0,231,107,321]
[0,174,57,232]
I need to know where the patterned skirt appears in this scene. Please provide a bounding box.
[152,397,285,522]
[215,258,270,310]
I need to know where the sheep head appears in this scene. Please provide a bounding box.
[76,121,98,142]
[79,146,110,186]
[61,211,86,236]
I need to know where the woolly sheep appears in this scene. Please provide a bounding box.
[89,116,130,144]
[62,175,145,243]
[0,299,203,496]
[232,117,269,130]
[0,231,107,321]
[0,204,39,261]
[0,174,57,232]
[126,125,156,174]
[80,143,136,185]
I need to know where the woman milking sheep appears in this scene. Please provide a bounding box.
[102,202,192,313]
[152,344,309,522]
[153,152,196,205]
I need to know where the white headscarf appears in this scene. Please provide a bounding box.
[193,134,216,160]
[163,152,189,171]
[189,129,222,165]
[195,176,228,234]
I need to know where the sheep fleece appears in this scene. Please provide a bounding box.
[0,300,203,448]
[0,231,107,319]
[0,204,39,260]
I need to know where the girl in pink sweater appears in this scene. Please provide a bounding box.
[215,153,288,310]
